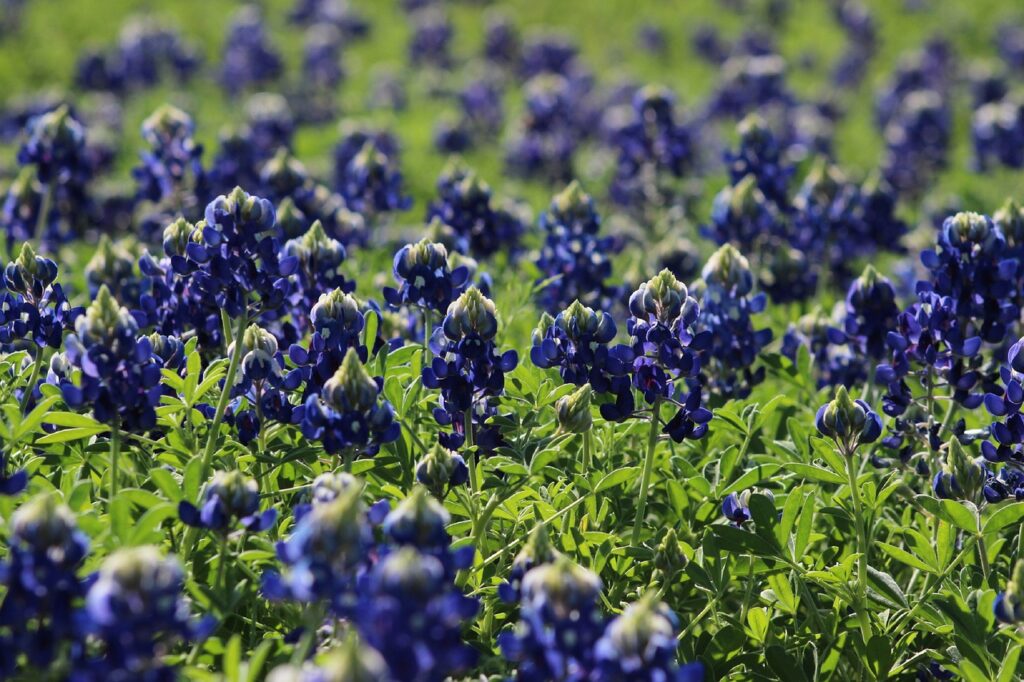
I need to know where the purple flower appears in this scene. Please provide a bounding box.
[179,469,276,533]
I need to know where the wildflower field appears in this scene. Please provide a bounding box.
[3,0,1024,679]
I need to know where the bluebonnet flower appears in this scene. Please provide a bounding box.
[594,595,705,682]
[608,85,696,214]
[701,174,786,256]
[498,524,560,604]
[1,167,46,250]
[972,99,1024,172]
[602,270,711,444]
[995,560,1024,624]
[58,286,163,432]
[534,181,622,313]
[0,451,27,495]
[207,126,263,198]
[505,74,580,183]
[830,265,900,361]
[433,115,473,154]
[282,220,354,321]
[530,300,627,396]
[408,9,454,70]
[367,67,408,111]
[225,324,302,443]
[724,114,793,208]
[876,289,983,418]
[998,24,1024,71]
[179,469,276,533]
[459,79,505,139]
[297,347,399,459]
[288,0,370,37]
[782,308,866,388]
[520,33,580,78]
[695,244,773,398]
[556,383,594,434]
[75,18,201,93]
[288,289,367,398]
[691,25,728,64]
[245,93,295,160]
[356,546,478,681]
[757,240,818,304]
[219,5,283,97]
[423,287,518,451]
[381,485,474,573]
[184,187,298,318]
[706,54,793,120]
[722,488,774,526]
[17,104,91,186]
[333,125,399,192]
[260,148,366,246]
[303,24,345,90]
[0,243,80,351]
[263,484,372,616]
[0,495,88,674]
[815,386,882,455]
[932,439,987,502]
[383,236,470,318]
[483,12,521,68]
[132,104,208,233]
[982,337,1024,464]
[74,546,208,681]
[637,24,667,54]
[337,141,411,220]
[882,89,951,198]
[85,235,139,303]
[982,465,1024,504]
[874,41,954,129]
[426,161,526,260]
[498,556,605,681]
[922,211,1018,344]
[415,443,469,500]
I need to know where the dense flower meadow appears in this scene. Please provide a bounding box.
[1,0,1024,679]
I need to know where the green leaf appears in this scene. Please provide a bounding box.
[997,643,1022,682]
[151,468,183,501]
[224,634,242,682]
[720,463,782,495]
[982,502,1024,535]
[747,607,769,643]
[766,645,809,682]
[710,525,778,557]
[939,499,979,533]
[877,542,935,573]
[785,462,846,485]
[13,394,61,440]
[109,496,132,544]
[42,411,103,428]
[37,426,106,444]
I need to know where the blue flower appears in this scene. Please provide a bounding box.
[996,560,1024,624]
[415,444,469,500]
[724,114,793,208]
[282,220,355,319]
[296,347,399,458]
[0,243,81,351]
[483,13,521,68]
[594,595,705,682]
[337,140,411,220]
[530,300,627,397]
[831,265,900,361]
[132,104,207,212]
[921,211,1018,344]
[982,337,1024,463]
[408,8,454,69]
[702,174,787,255]
[17,104,90,186]
[383,236,470,317]
[815,386,882,454]
[422,287,518,451]
[75,546,208,680]
[179,469,276,533]
[534,182,622,313]
[85,235,140,304]
[219,6,283,97]
[505,74,580,183]
[882,89,951,198]
[499,557,605,681]
[426,162,525,260]
[498,524,561,604]
[58,286,164,432]
[288,289,368,398]
[0,495,88,674]
[609,85,696,213]
[695,244,773,397]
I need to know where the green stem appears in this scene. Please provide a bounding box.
[199,314,248,482]
[632,398,662,546]
[18,346,43,414]
[977,533,991,584]
[422,310,433,366]
[845,453,872,642]
[582,429,592,473]
[216,534,230,597]
[465,410,479,494]
[109,422,121,503]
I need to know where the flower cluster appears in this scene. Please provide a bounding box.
[534,181,622,313]
[530,300,629,398]
[226,324,302,443]
[383,236,470,324]
[423,287,518,451]
[694,244,773,397]
[58,286,163,432]
[425,162,526,261]
[288,289,367,397]
[336,140,411,220]
[297,347,399,458]
[724,113,793,208]
[281,220,354,320]
[0,495,88,675]
[815,386,882,455]
[505,74,581,183]
[0,243,80,352]
[219,6,283,97]
[972,98,1024,172]
[608,85,696,214]
[74,17,200,93]
[604,270,712,443]
[179,469,276,533]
